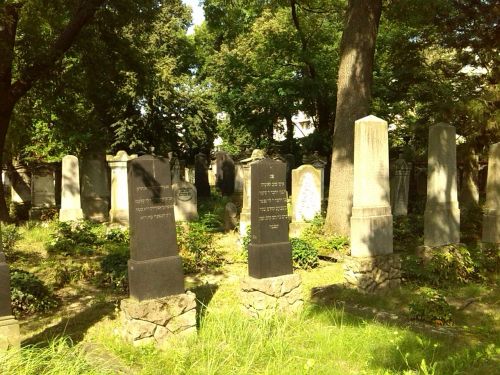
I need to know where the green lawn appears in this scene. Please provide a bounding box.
[1,225,499,374]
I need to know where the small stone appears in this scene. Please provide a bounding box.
[166,309,196,333]
[126,320,156,341]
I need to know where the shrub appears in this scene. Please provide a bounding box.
[103,227,129,244]
[409,287,453,325]
[99,245,129,292]
[10,269,58,317]
[177,221,223,273]
[403,245,476,286]
[52,260,98,288]
[300,215,350,256]
[290,238,319,269]
[47,221,100,255]
[1,223,21,254]
[393,215,423,252]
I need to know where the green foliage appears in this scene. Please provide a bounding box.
[46,221,100,255]
[104,227,130,244]
[1,223,21,254]
[10,269,58,317]
[393,215,423,252]
[177,222,223,273]
[300,215,349,256]
[51,260,98,288]
[99,244,129,292]
[403,245,477,286]
[241,225,252,255]
[409,287,453,325]
[290,237,318,270]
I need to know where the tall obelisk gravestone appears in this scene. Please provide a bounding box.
[120,155,196,347]
[344,116,401,292]
[241,158,302,317]
[0,225,20,349]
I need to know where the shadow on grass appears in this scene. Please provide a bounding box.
[308,283,500,374]
[22,301,116,348]
[190,283,219,328]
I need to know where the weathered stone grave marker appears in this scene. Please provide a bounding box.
[59,155,84,221]
[290,164,322,236]
[241,158,302,316]
[173,180,198,222]
[107,151,137,225]
[390,154,411,216]
[121,155,196,347]
[344,116,401,292]
[423,123,460,247]
[483,142,500,243]
[81,152,110,222]
[29,165,56,220]
[195,153,210,198]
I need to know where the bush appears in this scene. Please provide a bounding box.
[52,260,98,288]
[290,238,319,269]
[1,223,21,254]
[403,245,477,286]
[47,221,100,255]
[177,221,223,273]
[10,269,58,317]
[393,215,423,252]
[103,227,129,244]
[99,246,129,292]
[300,215,350,256]
[409,287,453,325]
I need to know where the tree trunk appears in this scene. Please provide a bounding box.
[324,0,383,236]
[285,114,294,153]
[0,106,13,222]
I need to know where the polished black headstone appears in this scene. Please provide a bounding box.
[127,155,184,301]
[248,158,292,278]
[195,153,211,197]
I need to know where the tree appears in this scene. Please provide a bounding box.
[0,0,106,220]
[324,0,382,236]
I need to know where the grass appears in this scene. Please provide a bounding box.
[2,219,499,374]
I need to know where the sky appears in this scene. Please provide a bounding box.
[182,0,205,34]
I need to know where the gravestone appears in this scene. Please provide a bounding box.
[0,229,20,349]
[241,158,302,316]
[81,152,110,222]
[107,151,137,225]
[482,143,500,243]
[208,160,217,187]
[424,123,460,247]
[194,153,210,198]
[59,155,84,222]
[173,181,198,222]
[234,164,245,193]
[290,164,322,237]
[215,152,235,196]
[239,149,266,238]
[29,165,56,220]
[170,157,181,184]
[121,155,196,347]
[390,154,411,216]
[224,202,238,232]
[248,158,292,278]
[344,116,400,292]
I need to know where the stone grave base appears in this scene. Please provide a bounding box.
[0,316,20,350]
[240,274,303,317]
[120,291,197,347]
[289,222,307,237]
[29,207,54,220]
[344,254,401,293]
[59,208,84,222]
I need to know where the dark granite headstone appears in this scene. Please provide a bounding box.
[195,153,211,197]
[248,158,293,278]
[127,155,184,301]
[217,152,235,196]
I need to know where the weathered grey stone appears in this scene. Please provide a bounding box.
[224,202,238,232]
[483,143,500,243]
[350,116,393,257]
[29,165,56,219]
[0,316,20,350]
[173,181,198,222]
[343,254,401,293]
[107,151,137,225]
[390,154,411,216]
[81,152,110,222]
[424,123,460,247]
[59,155,84,222]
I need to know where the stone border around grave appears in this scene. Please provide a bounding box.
[343,254,401,293]
[240,274,303,317]
[120,291,197,347]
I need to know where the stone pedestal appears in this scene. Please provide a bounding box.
[107,151,137,225]
[424,123,460,247]
[483,143,500,243]
[344,255,401,293]
[240,274,303,317]
[60,155,84,222]
[120,292,197,347]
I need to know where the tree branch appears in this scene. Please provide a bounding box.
[10,0,106,100]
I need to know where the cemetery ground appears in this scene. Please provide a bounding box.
[0,203,498,374]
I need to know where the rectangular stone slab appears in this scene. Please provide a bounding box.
[248,242,293,278]
[0,260,12,317]
[128,256,185,301]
